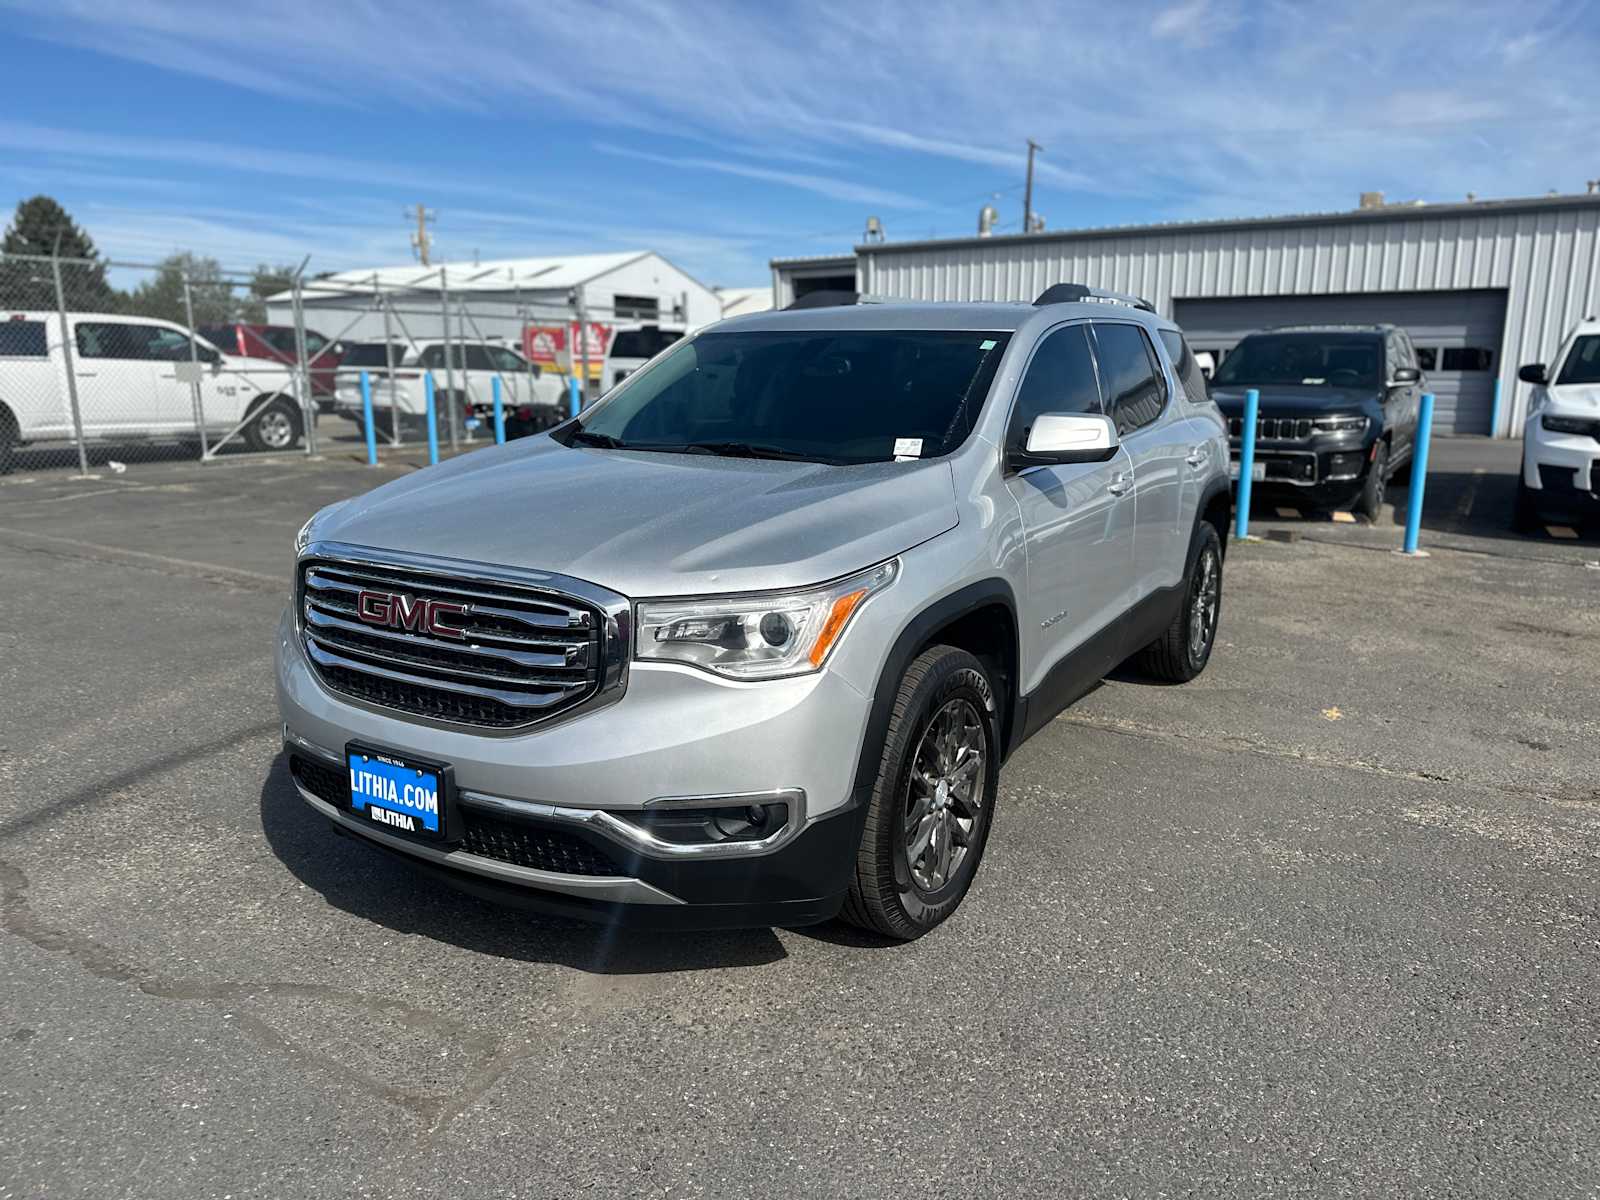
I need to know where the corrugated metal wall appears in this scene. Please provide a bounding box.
[837,202,1600,436]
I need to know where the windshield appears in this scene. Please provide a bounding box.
[564,328,1012,464]
[1213,332,1382,389]
[1556,335,1600,385]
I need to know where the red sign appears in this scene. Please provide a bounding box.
[523,322,612,380]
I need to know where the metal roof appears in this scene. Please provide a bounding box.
[282,250,654,301]
[771,193,1600,266]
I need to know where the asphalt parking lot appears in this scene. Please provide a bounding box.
[1,437,1597,1198]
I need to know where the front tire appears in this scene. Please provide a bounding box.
[842,646,1001,940]
[1134,523,1223,683]
[0,405,17,474]
[1354,441,1388,523]
[1512,475,1540,534]
[243,397,302,452]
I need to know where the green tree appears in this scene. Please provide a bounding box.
[125,252,236,326]
[0,195,118,310]
[240,262,297,322]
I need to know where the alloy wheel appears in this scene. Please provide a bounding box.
[1189,547,1220,664]
[258,408,294,449]
[903,697,986,892]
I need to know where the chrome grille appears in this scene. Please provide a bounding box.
[1229,416,1313,441]
[297,549,626,729]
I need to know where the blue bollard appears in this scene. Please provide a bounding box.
[1489,377,1502,439]
[360,370,377,467]
[424,373,440,466]
[492,376,505,445]
[1233,387,1260,540]
[568,374,582,419]
[1402,392,1435,555]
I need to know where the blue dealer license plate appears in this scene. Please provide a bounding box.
[346,745,448,840]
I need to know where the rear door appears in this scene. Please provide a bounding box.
[1001,322,1136,692]
[0,317,64,438]
[1091,321,1187,600]
[70,320,164,434]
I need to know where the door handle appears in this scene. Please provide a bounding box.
[1106,473,1132,496]
[1185,448,1207,467]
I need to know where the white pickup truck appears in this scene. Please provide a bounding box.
[332,339,568,440]
[0,311,302,469]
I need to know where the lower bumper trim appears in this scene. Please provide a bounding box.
[293,780,685,906]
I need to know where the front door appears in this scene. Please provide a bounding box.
[1000,322,1137,698]
[68,320,163,435]
[1091,320,1188,600]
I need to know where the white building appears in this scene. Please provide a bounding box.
[270,249,723,348]
[772,192,1600,437]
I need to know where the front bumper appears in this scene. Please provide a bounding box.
[274,609,874,927]
[1229,435,1377,506]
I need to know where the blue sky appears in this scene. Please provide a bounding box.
[1,0,1596,287]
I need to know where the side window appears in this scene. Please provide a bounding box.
[0,319,47,357]
[419,345,445,369]
[1006,324,1101,451]
[1159,329,1209,405]
[490,347,528,372]
[463,345,497,372]
[76,322,162,360]
[1092,323,1166,435]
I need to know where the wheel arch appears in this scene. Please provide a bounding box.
[850,579,1021,805]
[1199,476,1231,557]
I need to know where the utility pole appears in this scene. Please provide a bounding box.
[408,204,436,265]
[1023,139,1043,234]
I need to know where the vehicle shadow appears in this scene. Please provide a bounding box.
[258,753,788,974]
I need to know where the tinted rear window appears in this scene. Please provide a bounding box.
[0,319,47,357]
[342,342,405,368]
[611,328,683,359]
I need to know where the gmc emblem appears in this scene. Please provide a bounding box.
[356,589,467,640]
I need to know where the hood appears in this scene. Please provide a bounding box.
[1545,383,1600,415]
[313,438,960,597]
[1210,384,1377,415]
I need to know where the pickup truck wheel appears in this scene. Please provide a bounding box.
[1355,441,1388,523]
[0,406,17,474]
[842,646,1000,940]
[243,398,302,452]
[1134,523,1223,683]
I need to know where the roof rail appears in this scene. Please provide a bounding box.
[782,290,905,310]
[1033,283,1156,314]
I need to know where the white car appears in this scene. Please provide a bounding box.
[333,339,565,438]
[0,311,301,469]
[1517,319,1600,530]
[603,324,685,392]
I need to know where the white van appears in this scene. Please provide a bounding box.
[0,311,301,469]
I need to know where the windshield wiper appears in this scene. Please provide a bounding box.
[569,428,626,449]
[672,441,832,463]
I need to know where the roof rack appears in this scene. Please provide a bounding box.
[1033,283,1156,314]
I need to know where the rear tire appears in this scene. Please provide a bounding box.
[841,646,1001,940]
[243,397,302,452]
[0,405,17,474]
[1134,523,1223,683]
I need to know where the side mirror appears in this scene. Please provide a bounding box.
[1013,412,1120,467]
[1518,363,1548,385]
[1390,366,1421,385]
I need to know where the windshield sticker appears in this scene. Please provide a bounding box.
[979,339,997,350]
[893,437,924,461]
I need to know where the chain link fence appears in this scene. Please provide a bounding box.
[0,252,630,475]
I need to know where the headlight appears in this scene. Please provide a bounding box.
[1541,412,1596,436]
[636,560,898,680]
[1313,415,1368,434]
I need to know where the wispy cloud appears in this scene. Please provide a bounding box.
[593,143,923,209]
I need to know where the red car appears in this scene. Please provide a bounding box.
[199,323,343,403]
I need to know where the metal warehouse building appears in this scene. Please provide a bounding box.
[771,192,1600,437]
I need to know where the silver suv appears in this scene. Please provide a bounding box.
[276,285,1231,939]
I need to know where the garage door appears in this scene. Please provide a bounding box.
[1173,290,1507,435]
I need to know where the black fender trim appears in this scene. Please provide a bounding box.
[850,578,1021,804]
